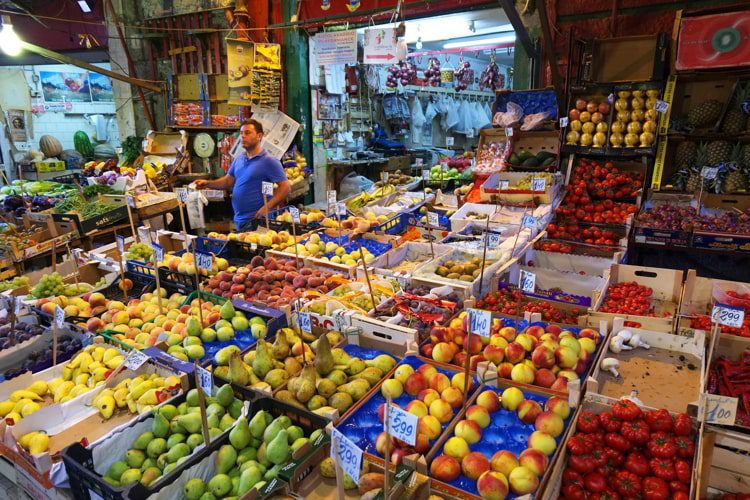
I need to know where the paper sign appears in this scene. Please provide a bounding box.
[151,243,164,262]
[138,226,152,245]
[519,269,536,292]
[505,127,514,137]
[330,428,363,483]
[415,158,423,167]
[54,305,65,329]
[531,177,546,191]
[422,169,429,181]
[702,393,737,425]
[262,182,274,196]
[386,404,418,446]
[712,303,745,328]
[327,190,337,204]
[380,172,389,183]
[116,235,125,254]
[298,312,311,333]
[197,365,213,396]
[14,297,21,315]
[196,252,213,271]
[289,207,300,223]
[559,117,569,127]
[126,195,136,208]
[701,166,718,180]
[499,180,510,190]
[655,100,669,113]
[441,163,449,172]
[607,93,614,103]
[312,30,357,66]
[175,188,189,203]
[336,202,347,216]
[469,308,492,337]
[124,350,150,370]
[396,274,409,291]
[522,215,537,228]
[446,137,454,146]
[487,232,501,248]
[363,27,398,65]
[427,212,439,227]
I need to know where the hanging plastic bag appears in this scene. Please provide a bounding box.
[474,101,491,132]
[410,96,426,144]
[521,111,552,131]
[444,96,460,131]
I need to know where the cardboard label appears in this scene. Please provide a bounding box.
[330,428,363,483]
[531,177,546,191]
[701,166,718,180]
[519,269,536,292]
[138,226,152,245]
[422,169,429,180]
[386,404,418,446]
[175,188,189,203]
[380,171,389,183]
[469,308,492,337]
[124,350,150,370]
[262,182,274,196]
[446,136,454,146]
[54,305,65,329]
[115,235,125,254]
[363,26,398,65]
[702,393,737,425]
[427,212,439,227]
[151,243,164,262]
[415,158,423,167]
[197,365,213,396]
[298,312,311,333]
[196,252,213,271]
[712,303,745,328]
[203,189,224,199]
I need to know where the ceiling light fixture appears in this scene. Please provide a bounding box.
[416,36,423,50]
[0,16,22,56]
[443,34,516,49]
[77,0,92,13]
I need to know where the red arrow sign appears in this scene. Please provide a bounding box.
[367,53,395,60]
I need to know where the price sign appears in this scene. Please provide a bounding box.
[196,252,213,271]
[396,274,409,291]
[124,350,150,370]
[116,235,125,254]
[327,190,337,205]
[126,195,137,208]
[262,182,274,196]
[151,243,164,262]
[655,100,669,113]
[466,128,475,138]
[531,177,546,191]
[505,127,514,137]
[336,202,347,216]
[14,297,21,315]
[415,158,423,167]
[386,404,418,446]
[441,162,449,172]
[330,428,363,483]
[380,171,389,183]
[559,117,569,128]
[701,166,718,180]
[486,232,501,248]
[519,269,536,293]
[175,188,189,203]
[607,93,615,103]
[446,137,454,146]
[54,305,65,329]
[498,180,510,190]
[427,212,439,227]
[298,312,311,333]
[289,207,300,223]
[711,303,745,328]
[702,394,738,425]
[468,308,492,337]
[522,214,537,228]
[332,310,347,332]
[197,365,213,396]
[138,226,152,245]
[422,169,429,181]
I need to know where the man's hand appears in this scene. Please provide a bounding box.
[255,205,270,219]
[194,179,209,189]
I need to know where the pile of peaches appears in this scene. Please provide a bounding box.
[420,313,601,392]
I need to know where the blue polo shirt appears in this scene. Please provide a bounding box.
[228,149,287,228]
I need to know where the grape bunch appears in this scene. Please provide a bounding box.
[516,173,554,190]
[0,276,29,292]
[30,273,65,298]
[125,242,152,261]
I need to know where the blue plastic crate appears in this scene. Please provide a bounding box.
[322,237,391,259]
[494,88,558,120]
[373,213,407,235]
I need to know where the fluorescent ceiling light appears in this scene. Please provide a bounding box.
[405,23,513,44]
[443,34,516,49]
[78,0,92,13]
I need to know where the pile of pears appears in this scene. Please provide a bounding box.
[181,409,323,499]
[101,384,242,489]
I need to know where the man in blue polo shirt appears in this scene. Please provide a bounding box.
[196,119,290,230]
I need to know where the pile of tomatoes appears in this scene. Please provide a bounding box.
[546,222,623,246]
[570,158,644,200]
[599,282,666,317]
[690,314,750,338]
[561,400,695,499]
[475,288,583,324]
[555,198,638,225]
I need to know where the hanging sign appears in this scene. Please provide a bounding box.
[312,30,358,66]
[363,27,398,64]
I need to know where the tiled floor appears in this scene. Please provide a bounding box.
[0,472,32,500]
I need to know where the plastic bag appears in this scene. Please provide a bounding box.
[493,101,524,128]
[521,111,552,131]
[410,96,426,143]
[456,99,471,134]
[473,101,491,132]
[444,96,460,131]
[340,172,374,198]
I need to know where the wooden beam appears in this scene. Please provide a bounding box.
[497,0,537,58]
[18,41,163,93]
[537,0,564,116]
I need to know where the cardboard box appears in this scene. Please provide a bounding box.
[583,33,668,82]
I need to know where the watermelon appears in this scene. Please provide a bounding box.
[73,130,94,158]
[93,143,116,159]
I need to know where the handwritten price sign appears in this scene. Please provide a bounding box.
[289,207,300,223]
[197,365,213,396]
[327,190,337,204]
[519,270,536,293]
[531,177,546,191]
[124,350,150,371]
[298,312,311,333]
[522,215,538,228]
[422,169,429,181]
[331,428,363,482]
[386,404,418,446]
[55,305,65,329]
[712,303,745,328]
[702,393,737,425]
[655,100,669,113]
[469,308,492,337]
[486,232,501,248]
[261,182,274,196]
[175,188,189,203]
[196,252,213,271]
[702,167,718,180]
[116,235,125,254]
[336,202,347,217]
[151,243,164,262]
[427,212,439,227]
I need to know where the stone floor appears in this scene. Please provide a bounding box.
[0,472,32,500]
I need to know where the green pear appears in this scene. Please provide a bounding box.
[238,466,263,496]
[262,419,284,444]
[326,369,348,386]
[219,413,235,431]
[170,419,186,434]
[177,402,189,415]
[152,413,170,438]
[266,430,290,465]
[146,438,167,459]
[206,414,220,429]
[257,442,268,466]
[216,444,237,474]
[140,467,161,487]
[286,426,304,444]
[314,333,334,375]
[315,378,337,398]
[229,352,251,386]
[306,395,327,411]
[177,413,203,434]
[229,416,251,449]
[249,411,267,438]
[352,366,383,387]
[309,429,324,444]
[206,403,225,419]
[365,354,396,373]
[264,369,289,389]
[346,358,366,376]
[140,458,158,471]
[231,476,240,495]
[125,449,146,469]
[291,437,309,452]
[201,328,217,343]
[328,392,354,414]
[199,493,216,500]
[166,443,191,463]
[106,460,129,481]
[215,384,234,407]
[163,462,177,475]
[209,427,223,439]
[264,463,284,480]
[186,316,202,337]
[183,478,206,500]
[208,473,232,497]
[119,468,142,486]
[228,399,243,419]
[132,432,154,451]
[186,433,204,450]
[220,300,235,320]
[252,340,274,379]
[159,404,178,421]
[186,389,200,407]
[271,329,290,359]
[214,345,241,366]
[237,447,257,465]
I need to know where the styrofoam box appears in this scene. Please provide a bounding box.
[412,249,513,298]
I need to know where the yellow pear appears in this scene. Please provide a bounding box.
[26,381,48,397]
[28,433,50,455]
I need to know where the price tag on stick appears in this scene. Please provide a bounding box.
[386,404,418,446]
[124,350,150,371]
[327,190,337,205]
[116,235,125,254]
[712,303,745,328]
[531,177,546,191]
[261,182,274,196]
[289,207,300,223]
[151,243,164,262]
[519,269,536,293]
[486,232,500,248]
[175,188,189,203]
[298,312,311,333]
[197,365,213,396]
[330,428,363,483]
[196,252,213,271]
[446,137,454,146]
[422,169,429,181]
[702,393,737,425]
[468,308,492,337]
[336,202,347,217]
[54,305,65,329]
[427,212,439,227]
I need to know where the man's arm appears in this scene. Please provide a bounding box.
[194,175,235,191]
[256,180,290,217]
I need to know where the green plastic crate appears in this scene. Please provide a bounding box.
[183,290,226,307]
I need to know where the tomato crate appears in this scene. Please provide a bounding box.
[676,270,750,337]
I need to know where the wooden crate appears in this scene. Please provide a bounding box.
[696,425,750,498]
[666,74,738,132]
[676,269,750,336]
[507,129,561,172]
[583,33,669,82]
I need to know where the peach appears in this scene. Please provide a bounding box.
[378,403,390,423]
[550,376,569,393]
[418,388,440,407]
[558,369,579,381]
[501,387,525,411]
[462,451,491,480]
[534,368,556,388]
[535,411,564,437]
[489,335,509,349]
[546,324,562,335]
[516,400,542,424]
[404,372,429,396]
[419,415,441,440]
[528,431,557,456]
[519,448,548,476]
[429,373,451,394]
[510,364,535,384]
[509,466,539,494]
[525,325,545,339]
[451,372,473,392]
[477,470,510,500]
[578,328,599,343]
[414,432,431,454]
[443,436,470,460]
[454,419,482,444]
[405,400,428,418]
[470,354,485,371]
[375,432,393,456]
[452,351,467,368]
[476,390,501,413]
[85,317,104,332]
[559,330,576,339]
[545,396,571,419]
[467,334,483,355]
[113,311,130,326]
[515,334,535,352]
[574,359,588,375]
[504,342,526,364]
[429,399,453,424]
[442,387,464,408]
[498,326,516,342]
[531,346,555,369]
[497,362,514,379]
[381,379,403,399]
[559,336,581,355]
[88,292,106,307]
[393,364,415,384]
[555,346,578,369]
[430,455,461,482]
[483,345,505,365]
[491,450,519,477]
[578,336,596,354]
[466,405,491,429]
[432,342,455,363]
[430,326,450,344]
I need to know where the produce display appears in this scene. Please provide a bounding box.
[371,287,461,338]
[566,97,611,147]
[475,288,584,324]
[346,185,396,212]
[0,275,29,292]
[0,320,46,351]
[30,272,105,300]
[2,335,83,380]
[707,352,750,427]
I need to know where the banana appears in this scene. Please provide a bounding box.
[113,388,128,408]
[10,390,42,402]
[13,398,33,413]
[26,381,48,397]
[94,394,115,419]
[0,401,15,417]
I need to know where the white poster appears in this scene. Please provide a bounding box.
[313,30,358,66]
[231,110,300,160]
[363,27,398,64]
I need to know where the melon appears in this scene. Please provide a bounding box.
[39,135,63,158]
[93,143,116,159]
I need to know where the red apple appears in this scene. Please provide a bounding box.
[550,376,569,393]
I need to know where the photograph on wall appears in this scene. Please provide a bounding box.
[89,72,114,102]
[226,38,254,106]
[7,109,27,142]
[317,91,343,120]
[39,71,91,102]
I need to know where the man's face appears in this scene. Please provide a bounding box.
[241,124,262,150]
